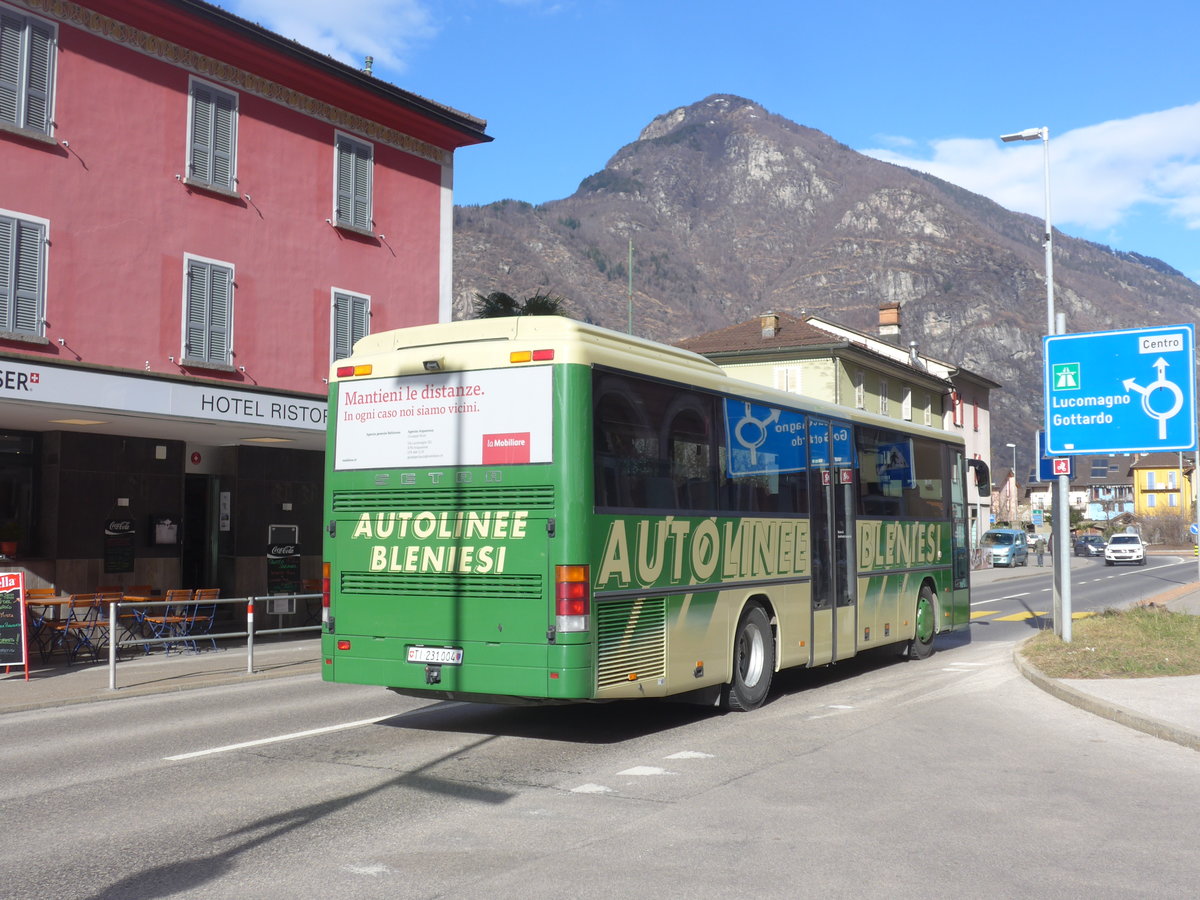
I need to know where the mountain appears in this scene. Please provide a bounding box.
[451,94,1200,460]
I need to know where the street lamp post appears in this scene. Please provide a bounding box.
[1001,125,1070,641]
[1005,442,1018,524]
[1000,127,1053,337]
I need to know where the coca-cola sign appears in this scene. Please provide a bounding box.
[104,518,136,536]
[268,544,298,558]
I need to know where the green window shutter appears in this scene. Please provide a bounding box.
[333,292,369,360]
[0,13,25,126]
[189,88,213,183]
[335,136,372,230]
[185,259,232,363]
[23,19,51,133]
[207,264,231,362]
[185,260,210,359]
[0,216,12,330]
[12,218,43,332]
[0,12,54,134]
[190,83,236,189]
[0,215,45,334]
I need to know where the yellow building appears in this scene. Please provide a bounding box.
[1129,453,1195,518]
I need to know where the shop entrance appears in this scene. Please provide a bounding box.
[182,474,218,588]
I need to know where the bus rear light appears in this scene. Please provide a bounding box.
[555,564,590,633]
[321,562,331,627]
[337,640,351,651]
[509,349,554,363]
[335,364,373,377]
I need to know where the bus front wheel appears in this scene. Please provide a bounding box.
[906,585,937,660]
[721,604,775,712]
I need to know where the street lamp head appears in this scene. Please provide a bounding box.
[1000,127,1045,142]
[1005,442,1017,448]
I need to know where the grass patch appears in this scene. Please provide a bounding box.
[1022,605,1200,678]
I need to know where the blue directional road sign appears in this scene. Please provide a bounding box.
[1044,325,1197,455]
[724,399,807,476]
[1034,429,1072,481]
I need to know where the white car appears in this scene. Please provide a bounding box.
[1104,533,1146,566]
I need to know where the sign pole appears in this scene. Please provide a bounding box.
[1055,472,1071,641]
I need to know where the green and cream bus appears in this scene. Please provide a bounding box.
[321,317,979,711]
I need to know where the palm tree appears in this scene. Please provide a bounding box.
[474,290,566,318]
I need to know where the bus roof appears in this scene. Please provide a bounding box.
[337,317,963,446]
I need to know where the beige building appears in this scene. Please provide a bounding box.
[677,307,998,544]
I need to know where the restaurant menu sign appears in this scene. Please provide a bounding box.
[0,572,29,676]
[333,366,553,471]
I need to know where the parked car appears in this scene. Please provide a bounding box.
[981,528,1029,567]
[1104,533,1146,566]
[1073,535,1106,557]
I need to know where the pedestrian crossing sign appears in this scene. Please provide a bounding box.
[1052,362,1080,391]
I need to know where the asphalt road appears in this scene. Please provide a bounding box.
[6,599,1200,900]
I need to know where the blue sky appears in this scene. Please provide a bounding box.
[223,0,1200,284]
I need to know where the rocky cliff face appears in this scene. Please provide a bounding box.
[452,94,1200,457]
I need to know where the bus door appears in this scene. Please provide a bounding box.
[808,419,858,666]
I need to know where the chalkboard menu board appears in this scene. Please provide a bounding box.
[0,573,27,669]
[104,518,136,574]
[266,543,301,596]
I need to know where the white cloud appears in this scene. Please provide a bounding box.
[224,0,437,73]
[862,103,1200,234]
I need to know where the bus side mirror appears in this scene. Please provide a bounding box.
[968,459,990,493]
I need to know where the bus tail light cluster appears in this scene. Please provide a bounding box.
[321,562,331,625]
[555,564,590,633]
[509,349,554,364]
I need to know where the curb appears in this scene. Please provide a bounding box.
[1013,639,1200,753]
[2,657,322,715]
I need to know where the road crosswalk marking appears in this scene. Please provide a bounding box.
[972,609,1096,622]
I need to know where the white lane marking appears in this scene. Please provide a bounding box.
[344,864,392,877]
[571,783,613,794]
[164,715,393,761]
[665,751,714,760]
[617,766,675,776]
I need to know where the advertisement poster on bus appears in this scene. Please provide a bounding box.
[334,367,553,471]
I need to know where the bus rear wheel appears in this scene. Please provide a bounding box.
[721,604,774,712]
[906,585,936,660]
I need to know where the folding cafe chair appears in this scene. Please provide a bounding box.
[46,594,105,664]
[143,589,193,654]
[180,588,219,652]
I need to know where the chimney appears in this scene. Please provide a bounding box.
[761,312,779,340]
[879,302,900,342]
[363,56,374,75]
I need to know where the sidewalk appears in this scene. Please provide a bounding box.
[4,562,1200,755]
[977,551,1200,752]
[0,636,322,714]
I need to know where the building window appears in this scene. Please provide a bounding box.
[334,132,373,231]
[1147,494,1156,508]
[901,387,912,421]
[854,371,864,409]
[0,211,45,336]
[923,394,932,426]
[332,289,369,361]
[1170,493,1179,508]
[879,379,889,416]
[187,79,237,192]
[773,365,801,394]
[0,7,55,136]
[183,256,233,365]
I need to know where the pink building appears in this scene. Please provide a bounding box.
[0,0,489,596]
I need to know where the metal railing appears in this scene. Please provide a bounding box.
[103,593,322,691]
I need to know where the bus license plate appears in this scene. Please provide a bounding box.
[407,646,463,665]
